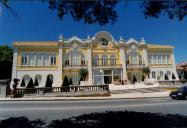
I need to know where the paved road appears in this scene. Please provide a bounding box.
[0,97,187,122]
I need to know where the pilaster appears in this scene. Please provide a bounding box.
[11,47,18,87]
[119,46,127,81]
[87,48,93,85]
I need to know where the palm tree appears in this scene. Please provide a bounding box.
[79,68,88,81]
[142,66,150,79]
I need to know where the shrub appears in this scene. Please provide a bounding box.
[26,78,34,88]
[62,76,69,87]
[20,79,26,87]
[34,78,39,86]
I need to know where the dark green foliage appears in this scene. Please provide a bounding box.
[20,79,26,87]
[172,73,176,80]
[2,1,187,26]
[165,74,169,80]
[0,45,13,80]
[79,77,83,85]
[142,66,150,78]
[45,76,52,87]
[141,1,187,21]
[69,78,73,85]
[79,68,88,81]
[34,78,39,86]
[132,75,137,84]
[62,76,69,87]
[142,75,145,81]
[26,78,34,88]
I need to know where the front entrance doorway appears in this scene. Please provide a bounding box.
[127,71,143,84]
[104,76,112,84]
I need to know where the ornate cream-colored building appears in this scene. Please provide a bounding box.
[11,31,179,87]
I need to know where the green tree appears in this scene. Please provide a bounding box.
[45,76,52,87]
[34,78,39,86]
[142,75,145,81]
[132,75,137,84]
[62,76,69,87]
[20,79,25,87]
[26,78,34,88]
[2,1,187,25]
[69,78,73,85]
[142,67,150,79]
[79,68,88,81]
[0,45,13,80]
[165,74,169,80]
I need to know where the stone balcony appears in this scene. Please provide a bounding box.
[63,64,87,69]
[92,63,122,69]
[126,64,146,69]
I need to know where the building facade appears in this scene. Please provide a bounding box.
[11,31,179,88]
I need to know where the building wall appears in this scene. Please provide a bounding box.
[11,31,179,88]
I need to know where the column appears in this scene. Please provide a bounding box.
[58,45,63,86]
[87,48,93,85]
[11,48,18,88]
[119,46,127,82]
[171,52,179,80]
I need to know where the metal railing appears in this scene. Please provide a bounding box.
[15,85,110,97]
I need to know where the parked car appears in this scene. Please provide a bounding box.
[170,85,187,100]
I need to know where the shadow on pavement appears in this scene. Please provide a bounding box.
[0,111,187,128]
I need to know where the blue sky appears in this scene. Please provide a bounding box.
[0,1,186,63]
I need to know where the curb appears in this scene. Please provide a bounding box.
[0,95,169,102]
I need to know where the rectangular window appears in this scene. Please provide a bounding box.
[43,55,49,66]
[51,55,56,66]
[37,54,43,66]
[29,54,35,66]
[21,54,27,66]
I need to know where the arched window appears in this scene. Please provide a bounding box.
[71,49,80,65]
[138,54,142,64]
[81,53,86,66]
[167,71,171,79]
[128,49,138,64]
[34,74,42,84]
[160,71,163,80]
[102,55,107,66]
[64,53,70,66]
[152,71,156,79]
[22,75,30,86]
[110,55,116,66]
[93,55,99,66]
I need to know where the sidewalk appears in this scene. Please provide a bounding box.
[0,91,170,101]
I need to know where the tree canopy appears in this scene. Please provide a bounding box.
[1,0,187,25]
[0,45,13,80]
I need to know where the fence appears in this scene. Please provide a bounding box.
[15,85,110,97]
